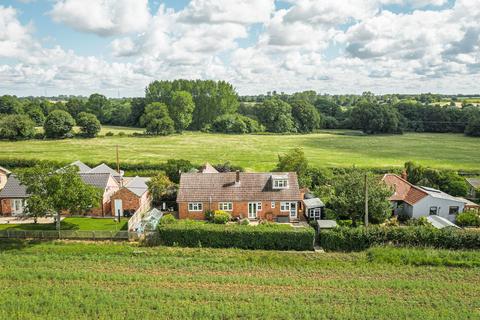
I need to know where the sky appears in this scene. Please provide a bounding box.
[0,0,479,97]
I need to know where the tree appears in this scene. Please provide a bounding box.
[0,95,23,114]
[169,91,194,132]
[129,98,146,127]
[290,99,321,133]
[163,159,194,183]
[43,110,75,138]
[256,98,296,133]
[26,107,45,126]
[0,114,36,140]
[329,171,392,226]
[86,93,112,124]
[140,102,175,135]
[350,102,402,134]
[66,98,87,120]
[147,172,175,206]
[210,114,264,133]
[110,102,132,126]
[465,116,480,137]
[275,148,310,187]
[17,165,101,230]
[77,112,101,138]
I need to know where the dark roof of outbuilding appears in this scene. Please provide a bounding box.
[79,173,115,190]
[0,175,28,198]
[177,172,302,202]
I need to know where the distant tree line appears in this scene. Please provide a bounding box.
[1,84,480,140]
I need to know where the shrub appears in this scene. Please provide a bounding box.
[77,112,101,138]
[213,210,231,224]
[456,211,480,227]
[320,226,480,252]
[0,114,36,140]
[204,210,215,222]
[405,216,431,227]
[147,221,315,251]
[159,214,177,225]
[44,110,75,138]
[105,131,114,136]
[211,114,264,134]
[239,218,249,226]
[118,131,126,137]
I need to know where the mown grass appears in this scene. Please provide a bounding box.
[1,128,479,171]
[0,241,478,319]
[0,217,127,231]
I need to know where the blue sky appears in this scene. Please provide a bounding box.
[0,0,478,96]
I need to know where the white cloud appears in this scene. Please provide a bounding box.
[0,6,35,58]
[49,0,151,36]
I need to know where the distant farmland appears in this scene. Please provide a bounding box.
[1,127,479,171]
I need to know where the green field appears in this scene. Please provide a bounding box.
[0,241,478,319]
[1,127,479,171]
[0,217,127,231]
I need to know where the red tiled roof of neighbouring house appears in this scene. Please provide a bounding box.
[382,174,428,205]
[177,172,302,202]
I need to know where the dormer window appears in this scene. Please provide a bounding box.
[272,175,289,189]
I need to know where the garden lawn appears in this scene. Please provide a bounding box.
[0,128,479,171]
[0,241,478,319]
[0,217,127,231]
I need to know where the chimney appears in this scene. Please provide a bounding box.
[401,170,408,180]
[235,170,240,184]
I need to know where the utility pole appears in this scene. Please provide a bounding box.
[364,173,369,227]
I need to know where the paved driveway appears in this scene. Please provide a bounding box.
[0,216,63,225]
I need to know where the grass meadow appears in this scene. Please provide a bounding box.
[0,241,478,319]
[1,127,479,171]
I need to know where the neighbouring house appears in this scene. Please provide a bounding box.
[382,174,470,222]
[111,176,151,217]
[0,161,122,217]
[199,162,219,173]
[177,170,304,222]
[466,178,479,201]
[0,175,28,216]
[0,166,11,190]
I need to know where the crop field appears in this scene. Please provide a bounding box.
[1,127,479,171]
[0,241,478,319]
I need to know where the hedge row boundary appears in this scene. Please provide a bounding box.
[320,226,480,251]
[145,223,315,251]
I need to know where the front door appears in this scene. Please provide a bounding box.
[290,202,297,219]
[248,202,257,219]
[114,199,123,218]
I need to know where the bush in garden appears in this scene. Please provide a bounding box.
[159,214,177,225]
[204,210,215,222]
[213,210,231,224]
[456,211,480,227]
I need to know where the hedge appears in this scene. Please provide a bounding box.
[320,226,480,251]
[144,222,315,251]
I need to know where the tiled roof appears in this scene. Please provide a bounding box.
[70,160,92,173]
[0,166,11,175]
[0,175,28,198]
[124,176,149,197]
[79,173,114,190]
[88,163,122,177]
[177,172,302,202]
[466,178,480,188]
[382,174,428,205]
[200,163,219,173]
[303,198,325,209]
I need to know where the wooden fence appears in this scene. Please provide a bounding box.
[0,229,140,241]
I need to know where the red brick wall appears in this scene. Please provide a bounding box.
[178,200,305,221]
[110,188,141,215]
[0,199,12,216]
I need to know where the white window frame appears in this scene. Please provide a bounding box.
[218,202,233,211]
[257,202,262,211]
[271,201,275,209]
[280,202,291,212]
[273,179,288,189]
[309,208,321,220]
[188,202,203,212]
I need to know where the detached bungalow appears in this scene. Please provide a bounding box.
[0,175,29,216]
[177,170,304,222]
[382,173,471,222]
